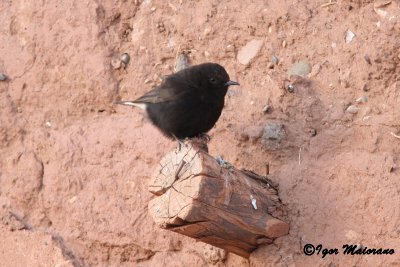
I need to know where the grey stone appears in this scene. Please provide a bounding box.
[261,122,285,150]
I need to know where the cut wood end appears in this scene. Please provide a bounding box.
[148,141,212,196]
[148,190,197,227]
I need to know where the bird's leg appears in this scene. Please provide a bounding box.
[172,134,186,151]
[177,139,185,151]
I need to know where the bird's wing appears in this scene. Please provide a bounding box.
[132,86,178,104]
[117,70,201,107]
[132,74,198,104]
[116,85,185,108]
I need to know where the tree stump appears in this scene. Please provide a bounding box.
[148,141,289,258]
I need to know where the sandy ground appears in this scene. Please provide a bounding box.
[1,0,400,266]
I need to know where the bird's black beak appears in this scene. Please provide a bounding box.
[224,80,240,86]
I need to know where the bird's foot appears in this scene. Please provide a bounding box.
[177,139,186,151]
[190,134,209,152]
[197,133,211,143]
[173,134,210,152]
[172,135,187,151]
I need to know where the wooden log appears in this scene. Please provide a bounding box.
[148,141,289,258]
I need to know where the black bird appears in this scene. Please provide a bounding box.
[117,62,239,140]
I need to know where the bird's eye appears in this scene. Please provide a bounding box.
[209,77,216,84]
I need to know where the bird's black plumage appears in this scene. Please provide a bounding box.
[117,62,239,139]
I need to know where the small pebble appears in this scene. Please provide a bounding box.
[287,60,312,77]
[340,79,350,88]
[287,84,295,93]
[237,39,263,65]
[309,128,317,137]
[345,30,355,43]
[272,55,279,65]
[363,115,371,121]
[310,64,322,77]
[262,104,271,113]
[175,53,189,72]
[362,84,369,92]
[267,62,274,69]
[150,6,157,12]
[364,55,371,65]
[203,27,212,36]
[204,51,210,58]
[356,95,368,103]
[261,122,285,150]
[121,53,130,65]
[68,196,77,204]
[0,73,7,81]
[346,105,359,114]
[225,44,235,52]
[345,229,359,242]
[240,125,264,142]
[144,78,153,84]
[282,40,287,48]
[156,22,165,33]
[111,58,121,69]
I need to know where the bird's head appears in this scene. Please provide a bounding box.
[204,63,239,89]
[189,63,239,95]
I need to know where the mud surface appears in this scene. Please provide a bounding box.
[1,1,399,266]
